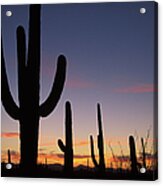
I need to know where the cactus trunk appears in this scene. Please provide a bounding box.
[129,136,138,174]
[65,102,73,174]
[97,104,105,171]
[58,101,73,176]
[20,121,39,170]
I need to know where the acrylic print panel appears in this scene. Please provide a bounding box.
[1,2,158,180]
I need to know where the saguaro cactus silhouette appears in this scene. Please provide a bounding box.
[58,101,73,175]
[129,136,138,174]
[1,5,67,172]
[7,149,11,164]
[90,103,106,173]
[141,137,146,169]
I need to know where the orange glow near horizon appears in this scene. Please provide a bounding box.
[1,134,156,170]
[1,150,156,170]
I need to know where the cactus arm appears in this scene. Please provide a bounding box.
[58,139,66,152]
[90,135,99,168]
[17,26,26,68]
[17,26,26,105]
[39,55,66,117]
[1,41,20,120]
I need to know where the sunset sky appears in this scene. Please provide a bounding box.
[1,2,156,167]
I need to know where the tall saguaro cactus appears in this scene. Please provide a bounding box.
[58,101,73,175]
[129,136,138,174]
[90,103,106,173]
[1,5,67,172]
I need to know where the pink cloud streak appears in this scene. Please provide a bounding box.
[1,132,19,138]
[66,79,94,89]
[113,84,157,93]
[75,140,88,146]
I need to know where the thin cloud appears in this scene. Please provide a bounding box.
[74,154,90,159]
[38,148,47,152]
[56,153,90,159]
[66,79,95,89]
[40,142,55,147]
[56,153,64,159]
[1,132,19,138]
[113,84,156,94]
[75,140,89,146]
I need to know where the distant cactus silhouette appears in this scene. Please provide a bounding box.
[45,157,48,168]
[45,158,47,165]
[141,137,146,169]
[58,101,73,175]
[1,5,67,172]
[7,149,11,164]
[129,136,138,174]
[90,103,105,173]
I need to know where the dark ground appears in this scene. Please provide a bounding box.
[1,163,158,181]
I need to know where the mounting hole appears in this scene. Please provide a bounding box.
[140,167,146,173]
[140,8,146,14]
[6,11,12,17]
[6,163,12,169]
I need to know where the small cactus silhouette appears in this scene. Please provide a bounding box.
[1,5,67,172]
[58,101,73,175]
[129,136,138,174]
[141,137,146,169]
[44,157,48,168]
[90,103,106,173]
[7,149,11,164]
[45,158,47,165]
